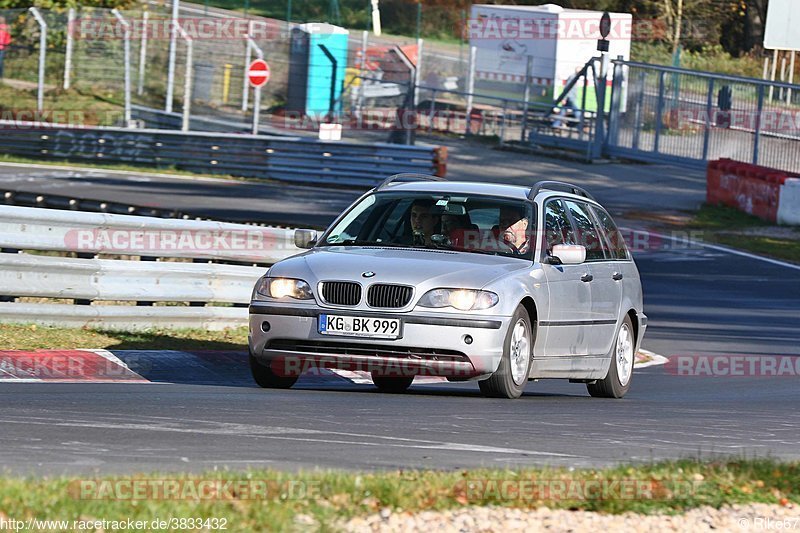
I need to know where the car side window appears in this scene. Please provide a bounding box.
[564,200,606,261]
[591,206,629,260]
[544,199,576,256]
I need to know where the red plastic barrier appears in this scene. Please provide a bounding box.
[706,159,788,223]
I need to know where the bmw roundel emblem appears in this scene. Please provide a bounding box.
[362,271,375,278]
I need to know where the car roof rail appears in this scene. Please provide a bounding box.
[528,180,596,201]
[376,173,447,190]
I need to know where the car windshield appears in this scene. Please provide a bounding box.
[321,192,535,260]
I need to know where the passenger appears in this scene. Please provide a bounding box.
[498,206,531,254]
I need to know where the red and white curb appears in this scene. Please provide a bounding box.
[0,349,668,384]
[0,349,146,382]
[636,349,669,369]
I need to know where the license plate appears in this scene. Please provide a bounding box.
[318,314,402,339]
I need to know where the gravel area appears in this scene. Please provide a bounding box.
[342,503,799,532]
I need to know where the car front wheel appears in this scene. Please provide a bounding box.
[249,353,299,389]
[479,304,533,399]
[371,373,414,393]
[587,315,634,399]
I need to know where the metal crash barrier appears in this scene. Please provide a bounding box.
[0,123,446,188]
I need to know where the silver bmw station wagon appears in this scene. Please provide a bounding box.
[248,175,646,399]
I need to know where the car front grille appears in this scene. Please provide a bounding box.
[367,284,413,308]
[321,281,361,306]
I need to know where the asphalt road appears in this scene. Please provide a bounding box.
[1,142,799,475]
[0,133,705,227]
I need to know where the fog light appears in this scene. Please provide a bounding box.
[261,321,271,333]
[464,335,473,345]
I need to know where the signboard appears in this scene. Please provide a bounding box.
[248,59,271,88]
[764,0,800,51]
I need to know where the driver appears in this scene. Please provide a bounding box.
[498,206,530,254]
[409,199,441,246]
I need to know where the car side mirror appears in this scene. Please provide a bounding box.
[294,229,318,249]
[550,244,586,265]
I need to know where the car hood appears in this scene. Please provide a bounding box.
[270,246,529,289]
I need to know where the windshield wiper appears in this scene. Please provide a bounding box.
[325,239,406,248]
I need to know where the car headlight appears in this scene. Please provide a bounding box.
[253,277,314,301]
[417,288,499,311]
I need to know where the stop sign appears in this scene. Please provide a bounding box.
[248,59,270,88]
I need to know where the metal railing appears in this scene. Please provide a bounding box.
[0,205,306,330]
[0,122,443,187]
[606,60,800,174]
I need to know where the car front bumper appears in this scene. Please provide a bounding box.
[248,302,512,379]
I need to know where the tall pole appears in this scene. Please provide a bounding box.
[414,38,423,109]
[416,1,421,41]
[166,0,180,113]
[29,8,47,114]
[465,45,476,136]
[64,8,75,90]
[287,0,292,24]
[769,49,778,101]
[112,10,132,127]
[358,30,368,118]
[788,51,796,104]
[138,11,149,96]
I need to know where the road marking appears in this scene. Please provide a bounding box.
[0,415,573,457]
[631,228,800,272]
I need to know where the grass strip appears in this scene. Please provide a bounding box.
[0,324,248,351]
[0,459,796,532]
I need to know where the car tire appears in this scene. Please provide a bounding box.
[587,315,634,399]
[479,304,533,399]
[371,373,414,393]
[249,353,298,389]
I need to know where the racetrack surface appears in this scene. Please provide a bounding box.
[1,140,798,475]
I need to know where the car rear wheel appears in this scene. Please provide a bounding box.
[249,353,299,389]
[479,304,533,399]
[587,315,634,399]
[371,373,414,393]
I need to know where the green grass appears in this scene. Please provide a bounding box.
[0,459,796,531]
[0,84,123,127]
[0,324,248,351]
[688,204,800,263]
[0,153,262,184]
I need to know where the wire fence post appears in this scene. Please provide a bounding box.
[465,45,476,136]
[753,84,765,165]
[64,8,75,90]
[175,25,193,131]
[28,8,47,113]
[248,35,264,135]
[414,38,423,109]
[166,0,180,113]
[788,51,796,104]
[112,9,132,127]
[242,20,253,112]
[357,30,368,119]
[521,55,532,143]
[138,10,149,96]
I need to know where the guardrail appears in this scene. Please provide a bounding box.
[0,122,445,188]
[0,205,306,330]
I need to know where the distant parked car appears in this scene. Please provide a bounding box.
[248,176,646,399]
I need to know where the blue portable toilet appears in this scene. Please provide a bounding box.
[288,23,350,119]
